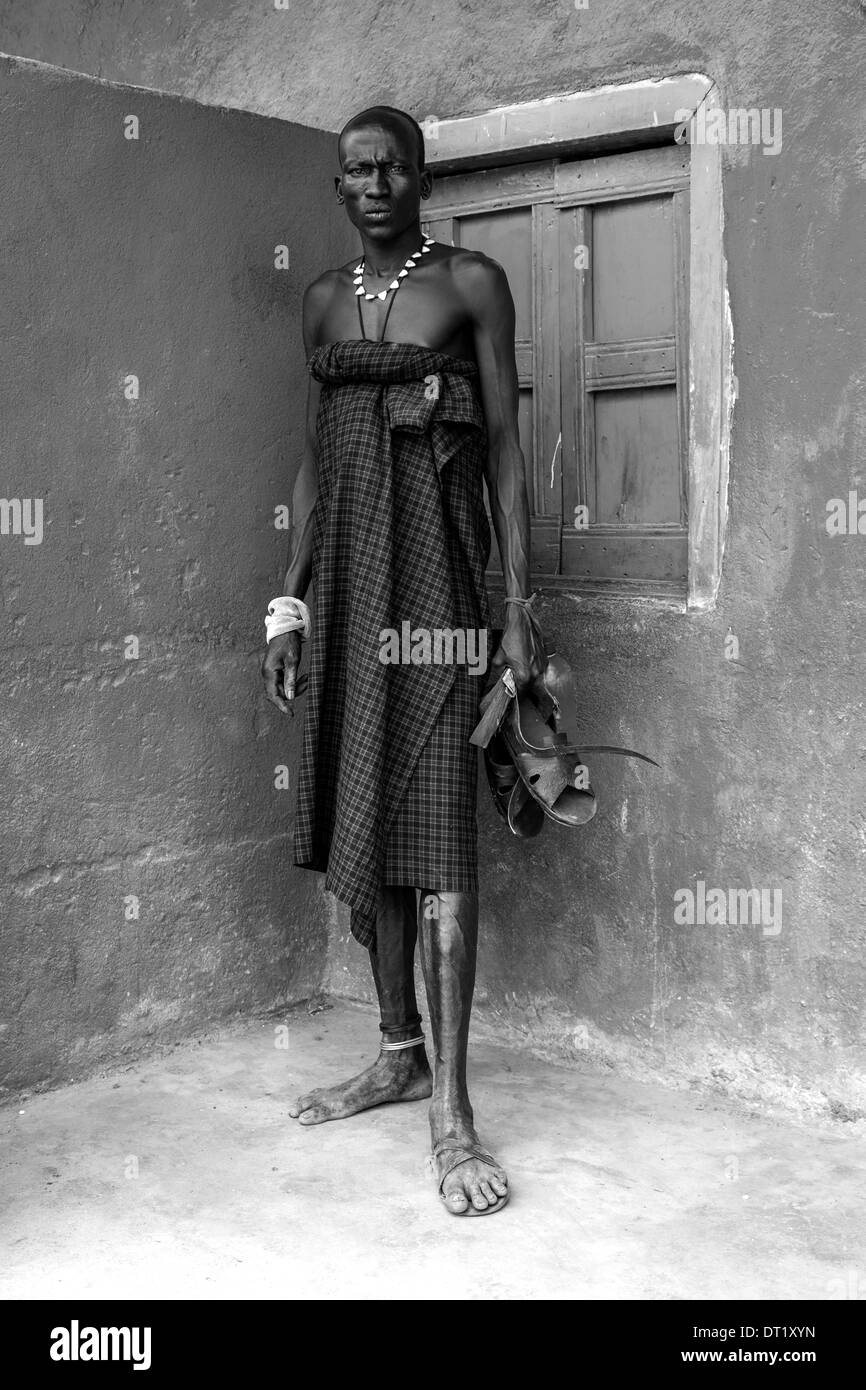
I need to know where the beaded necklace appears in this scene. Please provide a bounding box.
[354,233,433,342]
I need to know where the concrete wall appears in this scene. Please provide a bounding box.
[0,55,357,1091]
[1,2,865,1121]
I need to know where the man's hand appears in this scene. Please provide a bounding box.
[489,607,546,693]
[261,631,301,715]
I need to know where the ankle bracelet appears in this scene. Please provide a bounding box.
[380,1034,426,1052]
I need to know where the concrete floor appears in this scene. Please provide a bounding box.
[1,1000,864,1300]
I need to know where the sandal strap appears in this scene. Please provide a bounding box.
[578,744,660,767]
[431,1140,500,1194]
[506,726,659,767]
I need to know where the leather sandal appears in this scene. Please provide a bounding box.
[432,1138,510,1217]
[501,690,599,827]
[470,606,658,828]
[484,728,545,838]
[502,675,659,826]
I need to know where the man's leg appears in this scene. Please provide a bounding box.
[418,890,509,1212]
[289,885,432,1124]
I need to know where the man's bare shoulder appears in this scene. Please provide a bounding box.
[303,262,356,307]
[302,262,357,343]
[440,245,511,304]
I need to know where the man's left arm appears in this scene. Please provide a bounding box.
[464,255,541,688]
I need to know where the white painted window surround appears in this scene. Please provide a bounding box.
[425,76,734,613]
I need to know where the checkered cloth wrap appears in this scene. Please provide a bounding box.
[294,340,492,948]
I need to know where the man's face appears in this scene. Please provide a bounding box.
[336,121,432,241]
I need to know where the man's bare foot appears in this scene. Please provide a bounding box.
[289,1048,432,1125]
[429,1099,509,1214]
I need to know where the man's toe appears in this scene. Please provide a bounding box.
[298,1105,328,1125]
[289,1089,319,1117]
[479,1179,498,1205]
[445,1185,470,1213]
[469,1184,490,1211]
[490,1173,508,1197]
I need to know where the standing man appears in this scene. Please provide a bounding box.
[262,105,539,1216]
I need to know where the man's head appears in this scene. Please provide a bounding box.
[335,106,433,242]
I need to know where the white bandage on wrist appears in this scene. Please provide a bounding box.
[265,595,311,644]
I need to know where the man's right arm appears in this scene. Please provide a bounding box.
[281,371,322,602]
[283,277,330,597]
[261,280,327,714]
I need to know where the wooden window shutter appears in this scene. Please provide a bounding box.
[425,143,691,591]
[556,145,690,586]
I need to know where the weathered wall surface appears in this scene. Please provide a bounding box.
[1,2,865,1120]
[0,55,356,1091]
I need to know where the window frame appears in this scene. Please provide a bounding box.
[422,76,733,613]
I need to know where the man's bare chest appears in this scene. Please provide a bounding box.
[321,268,476,358]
